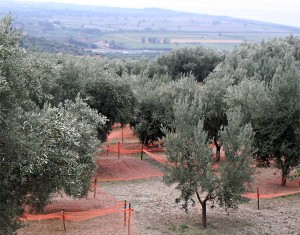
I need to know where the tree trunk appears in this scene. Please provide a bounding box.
[280,159,291,186]
[281,176,286,186]
[281,171,288,186]
[196,191,208,228]
[214,138,221,162]
[201,200,207,228]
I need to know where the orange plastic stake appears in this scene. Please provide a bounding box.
[106,144,109,157]
[62,210,66,232]
[141,146,144,160]
[128,203,131,235]
[94,178,97,199]
[124,200,127,227]
[257,187,260,210]
[118,141,120,159]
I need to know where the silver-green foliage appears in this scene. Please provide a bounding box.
[131,74,201,145]
[218,108,255,207]
[225,39,300,185]
[205,36,300,185]
[164,95,254,227]
[156,46,224,82]
[0,15,106,234]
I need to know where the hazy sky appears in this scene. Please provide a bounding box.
[20,0,300,27]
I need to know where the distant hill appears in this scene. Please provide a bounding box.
[1,0,299,55]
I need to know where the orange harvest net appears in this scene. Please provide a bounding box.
[103,125,300,199]
[20,125,167,235]
[22,185,138,234]
[98,125,167,181]
[242,168,300,199]
[96,156,164,181]
[21,124,300,234]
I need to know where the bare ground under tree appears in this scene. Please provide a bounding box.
[18,161,300,235]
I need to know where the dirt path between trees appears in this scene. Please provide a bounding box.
[100,172,300,235]
[18,125,300,234]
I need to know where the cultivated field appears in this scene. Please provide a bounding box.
[2,1,300,53]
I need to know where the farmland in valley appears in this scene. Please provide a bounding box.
[1,0,299,54]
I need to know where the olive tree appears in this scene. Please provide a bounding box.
[204,37,300,183]
[156,46,224,82]
[201,76,232,161]
[0,15,107,234]
[222,37,300,185]
[84,75,136,141]
[131,75,201,145]
[164,95,254,227]
[227,56,300,185]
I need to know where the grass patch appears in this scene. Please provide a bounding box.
[169,224,177,232]
[168,223,189,233]
[146,226,159,231]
